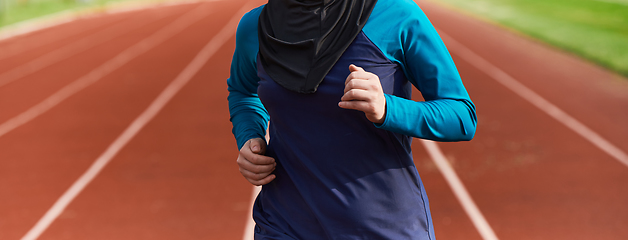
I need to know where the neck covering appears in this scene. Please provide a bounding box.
[258,0,377,93]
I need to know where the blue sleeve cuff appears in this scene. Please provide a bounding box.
[374,94,476,141]
[374,94,394,129]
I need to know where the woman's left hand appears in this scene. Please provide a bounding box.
[339,64,387,124]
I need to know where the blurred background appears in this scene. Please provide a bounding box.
[435,0,628,77]
[2,0,626,75]
[0,0,128,27]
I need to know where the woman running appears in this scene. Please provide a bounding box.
[227,0,477,239]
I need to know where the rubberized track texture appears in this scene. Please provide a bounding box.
[0,0,627,239]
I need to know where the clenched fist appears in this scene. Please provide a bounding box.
[338,64,387,124]
[236,138,276,186]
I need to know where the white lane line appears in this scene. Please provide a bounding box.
[0,0,211,43]
[20,1,252,239]
[0,16,118,62]
[0,7,172,89]
[243,186,261,240]
[437,30,628,168]
[421,140,499,240]
[0,0,215,60]
[0,3,211,139]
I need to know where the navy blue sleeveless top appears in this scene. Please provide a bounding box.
[254,32,432,239]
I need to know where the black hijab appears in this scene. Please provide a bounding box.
[258,0,378,93]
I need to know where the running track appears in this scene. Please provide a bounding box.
[1,0,627,239]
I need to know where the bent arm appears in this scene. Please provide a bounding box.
[227,7,269,150]
[368,1,476,141]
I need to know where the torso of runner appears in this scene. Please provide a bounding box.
[227,0,477,239]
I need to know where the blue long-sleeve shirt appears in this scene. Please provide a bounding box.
[227,0,476,239]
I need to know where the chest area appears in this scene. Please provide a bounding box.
[256,31,410,116]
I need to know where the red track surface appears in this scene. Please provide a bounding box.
[1,0,626,239]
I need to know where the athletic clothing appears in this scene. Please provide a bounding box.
[227,0,477,239]
[258,0,377,93]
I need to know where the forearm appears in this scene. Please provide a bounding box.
[228,91,269,149]
[376,94,476,141]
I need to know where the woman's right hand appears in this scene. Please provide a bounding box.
[237,138,276,186]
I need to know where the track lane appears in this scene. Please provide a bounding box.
[0,12,130,62]
[0,3,208,239]
[0,7,178,89]
[416,0,628,239]
[437,55,628,239]
[33,1,262,238]
[21,3,230,239]
[0,4,193,129]
[420,0,628,153]
[412,145,485,240]
[0,12,133,73]
[421,140,498,240]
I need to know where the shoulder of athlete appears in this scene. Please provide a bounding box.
[235,5,264,45]
[369,0,434,31]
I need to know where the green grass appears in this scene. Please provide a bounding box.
[0,0,130,27]
[431,0,628,77]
